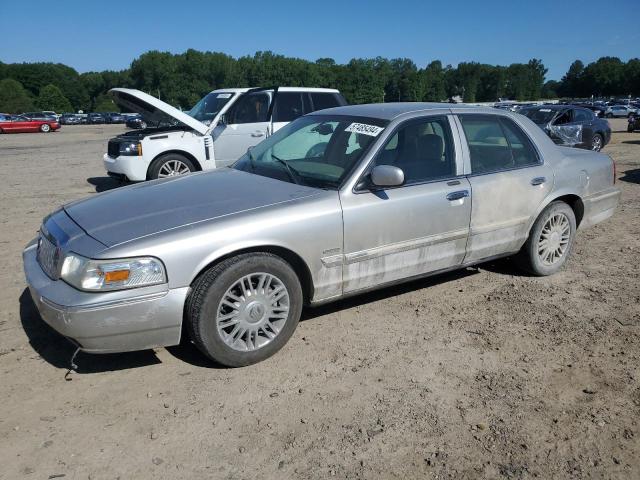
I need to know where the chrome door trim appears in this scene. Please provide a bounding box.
[470,216,530,235]
[344,228,469,264]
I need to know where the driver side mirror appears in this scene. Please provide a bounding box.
[218,114,228,125]
[370,165,404,188]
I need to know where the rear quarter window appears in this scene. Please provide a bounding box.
[310,93,344,112]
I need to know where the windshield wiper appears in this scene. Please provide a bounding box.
[271,153,305,186]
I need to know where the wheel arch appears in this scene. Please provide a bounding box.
[527,192,585,238]
[148,150,203,178]
[189,244,315,305]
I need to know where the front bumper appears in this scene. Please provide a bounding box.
[23,241,188,353]
[103,153,149,182]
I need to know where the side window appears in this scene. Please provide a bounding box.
[272,92,304,123]
[459,115,538,174]
[554,110,572,125]
[373,116,456,184]
[573,109,591,123]
[226,92,271,124]
[310,93,341,112]
[499,118,539,167]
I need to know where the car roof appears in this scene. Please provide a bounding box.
[313,102,497,121]
[209,87,340,94]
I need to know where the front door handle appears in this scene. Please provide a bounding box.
[446,190,469,201]
[531,176,546,186]
[251,131,265,137]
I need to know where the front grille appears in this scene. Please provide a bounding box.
[37,234,61,280]
[107,140,120,158]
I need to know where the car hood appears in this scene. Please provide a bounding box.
[64,169,321,247]
[109,88,208,135]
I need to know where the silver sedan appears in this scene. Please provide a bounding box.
[23,103,620,366]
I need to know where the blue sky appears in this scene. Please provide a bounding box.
[1,0,638,80]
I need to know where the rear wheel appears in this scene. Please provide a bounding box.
[516,201,576,276]
[148,153,195,180]
[40,124,51,133]
[591,133,603,151]
[186,253,303,367]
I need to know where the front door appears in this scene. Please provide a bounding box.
[340,115,471,293]
[212,90,273,166]
[456,114,554,262]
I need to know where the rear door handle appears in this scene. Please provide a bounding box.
[251,131,265,137]
[531,177,546,186]
[446,190,469,201]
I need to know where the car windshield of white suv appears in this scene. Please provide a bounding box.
[188,92,235,124]
[233,115,388,190]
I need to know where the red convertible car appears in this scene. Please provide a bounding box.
[0,114,60,133]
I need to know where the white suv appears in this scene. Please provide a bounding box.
[103,87,346,181]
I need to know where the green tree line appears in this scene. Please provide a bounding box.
[0,50,639,114]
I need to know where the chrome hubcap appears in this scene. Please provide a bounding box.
[158,160,191,178]
[216,273,289,351]
[537,213,571,266]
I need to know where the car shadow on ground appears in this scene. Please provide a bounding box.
[87,176,126,193]
[20,263,521,371]
[620,168,640,184]
[19,289,161,373]
[622,140,640,146]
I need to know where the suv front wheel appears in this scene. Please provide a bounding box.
[148,153,196,180]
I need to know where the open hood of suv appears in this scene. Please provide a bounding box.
[109,88,209,136]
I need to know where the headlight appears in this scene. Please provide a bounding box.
[60,253,166,291]
[119,141,142,156]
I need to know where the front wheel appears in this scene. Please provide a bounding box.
[591,133,603,151]
[516,201,577,276]
[40,124,51,133]
[186,253,303,367]
[148,154,195,180]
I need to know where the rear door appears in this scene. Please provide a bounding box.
[212,90,274,166]
[457,114,554,262]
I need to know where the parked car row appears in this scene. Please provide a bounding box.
[24,95,621,366]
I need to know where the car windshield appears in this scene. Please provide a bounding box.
[189,92,235,124]
[233,114,388,190]
[520,108,557,124]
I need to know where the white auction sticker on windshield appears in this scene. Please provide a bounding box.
[345,122,384,137]
[217,93,232,98]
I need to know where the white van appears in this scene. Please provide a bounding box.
[103,87,347,181]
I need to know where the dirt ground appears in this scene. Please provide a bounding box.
[1,120,639,479]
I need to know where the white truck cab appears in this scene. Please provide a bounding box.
[103,86,347,181]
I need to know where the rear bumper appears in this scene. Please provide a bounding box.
[581,187,620,229]
[23,241,187,353]
[103,153,148,182]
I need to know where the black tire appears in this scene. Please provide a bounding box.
[186,253,303,367]
[606,113,613,118]
[147,153,196,180]
[591,133,603,151]
[516,201,577,276]
[40,123,51,133]
[628,124,635,133]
